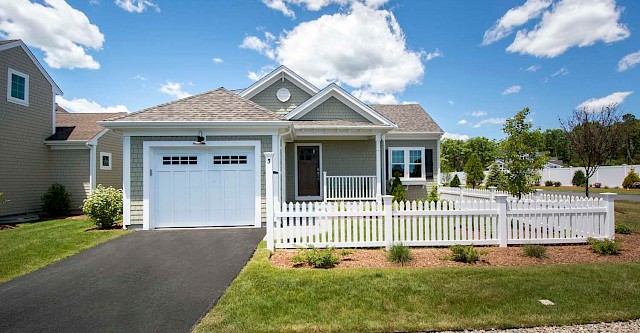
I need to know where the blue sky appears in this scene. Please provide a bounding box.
[1,0,638,140]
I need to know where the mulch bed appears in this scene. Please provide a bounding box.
[0,224,17,230]
[85,223,124,232]
[270,233,640,269]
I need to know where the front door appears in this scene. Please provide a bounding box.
[297,145,320,197]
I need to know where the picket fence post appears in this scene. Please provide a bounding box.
[535,189,543,201]
[495,194,508,247]
[487,186,496,201]
[382,195,394,250]
[264,152,275,251]
[323,171,328,202]
[601,193,616,239]
[458,185,465,201]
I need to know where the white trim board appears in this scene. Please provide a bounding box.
[240,65,319,99]
[100,152,112,170]
[294,143,323,201]
[7,68,29,106]
[142,140,262,230]
[0,40,63,95]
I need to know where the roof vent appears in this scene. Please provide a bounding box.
[276,88,291,102]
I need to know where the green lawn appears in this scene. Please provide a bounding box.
[0,218,131,283]
[616,200,640,232]
[535,186,640,195]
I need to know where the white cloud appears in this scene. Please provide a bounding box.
[212,57,224,63]
[470,111,487,117]
[448,100,454,105]
[56,96,129,113]
[260,0,388,18]
[0,0,104,70]
[577,91,633,112]
[617,51,640,72]
[457,119,468,125]
[425,48,444,61]
[443,133,470,141]
[506,0,630,58]
[247,66,276,81]
[352,90,398,104]
[159,81,191,99]
[482,0,552,45]
[502,85,521,95]
[115,0,159,13]
[551,67,569,77]
[524,65,541,72]
[245,3,424,102]
[473,118,507,128]
[133,75,146,80]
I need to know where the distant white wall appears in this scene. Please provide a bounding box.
[540,165,640,188]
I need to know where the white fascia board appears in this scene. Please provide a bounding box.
[285,83,396,127]
[240,65,319,99]
[0,41,63,95]
[97,120,292,129]
[87,128,110,146]
[45,140,90,149]
[385,132,444,140]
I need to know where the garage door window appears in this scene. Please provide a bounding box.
[162,156,198,165]
[213,155,247,165]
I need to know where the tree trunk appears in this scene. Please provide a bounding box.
[585,175,590,197]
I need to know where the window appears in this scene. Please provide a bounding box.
[213,155,248,165]
[162,155,197,165]
[388,148,425,181]
[7,68,29,106]
[100,152,112,170]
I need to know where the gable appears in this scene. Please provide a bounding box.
[249,78,312,116]
[299,96,371,123]
[0,41,62,95]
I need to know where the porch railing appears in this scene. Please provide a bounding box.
[323,172,377,201]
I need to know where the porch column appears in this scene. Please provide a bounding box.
[436,138,442,186]
[375,134,382,198]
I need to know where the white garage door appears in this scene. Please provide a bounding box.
[153,147,256,228]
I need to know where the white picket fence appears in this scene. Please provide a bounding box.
[323,173,377,201]
[439,186,537,202]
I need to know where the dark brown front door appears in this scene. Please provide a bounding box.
[297,146,320,197]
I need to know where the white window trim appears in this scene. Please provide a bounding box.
[7,68,29,106]
[100,152,112,170]
[388,147,425,185]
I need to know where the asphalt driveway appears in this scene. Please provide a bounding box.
[0,228,265,333]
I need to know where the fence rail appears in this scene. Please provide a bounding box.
[323,173,377,201]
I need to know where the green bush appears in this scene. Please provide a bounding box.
[449,174,461,187]
[572,170,586,187]
[587,238,621,255]
[390,172,406,202]
[41,183,71,216]
[387,243,413,265]
[485,163,507,190]
[448,245,481,263]
[544,180,554,187]
[553,181,561,187]
[622,168,640,189]
[427,185,439,202]
[82,185,123,229]
[522,244,548,259]
[615,224,632,234]
[292,246,340,268]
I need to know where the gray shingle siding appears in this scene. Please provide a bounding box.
[50,149,90,212]
[249,78,311,116]
[96,130,123,189]
[128,135,272,227]
[0,46,54,216]
[299,97,371,123]
[385,139,439,201]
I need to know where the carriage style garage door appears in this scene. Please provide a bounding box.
[152,147,256,228]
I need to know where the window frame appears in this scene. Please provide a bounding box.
[387,147,425,184]
[100,152,112,170]
[7,68,29,106]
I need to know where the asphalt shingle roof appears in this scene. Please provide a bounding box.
[0,40,18,46]
[107,88,284,122]
[48,108,125,141]
[369,104,443,133]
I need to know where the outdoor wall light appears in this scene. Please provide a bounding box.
[194,130,206,145]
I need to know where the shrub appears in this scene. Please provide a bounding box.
[291,246,340,268]
[622,167,640,189]
[387,243,413,265]
[450,174,461,187]
[427,185,439,202]
[522,244,548,259]
[553,181,561,187]
[572,170,586,187]
[587,238,621,255]
[615,224,632,234]
[82,185,123,229]
[41,183,71,216]
[544,180,554,187]
[390,172,406,202]
[448,245,481,263]
[464,154,485,189]
[485,163,507,190]
[592,182,602,188]
[632,182,640,189]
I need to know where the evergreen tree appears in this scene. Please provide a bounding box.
[464,154,485,189]
[485,163,507,190]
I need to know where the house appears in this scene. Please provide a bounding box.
[544,157,565,169]
[100,66,443,230]
[0,40,123,217]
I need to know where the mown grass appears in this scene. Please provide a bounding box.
[194,242,640,333]
[616,200,640,232]
[0,218,130,283]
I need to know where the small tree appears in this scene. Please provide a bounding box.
[622,167,640,189]
[427,185,439,202]
[449,174,461,187]
[560,105,620,196]
[41,183,71,217]
[501,108,548,198]
[485,163,507,190]
[572,170,587,187]
[464,154,484,189]
[390,172,406,202]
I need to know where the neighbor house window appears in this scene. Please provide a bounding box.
[7,68,29,106]
[100,152,112,170]
[388,148,424,180]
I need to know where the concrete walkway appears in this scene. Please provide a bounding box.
[0,228,265,333]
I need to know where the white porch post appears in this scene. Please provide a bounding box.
[265,152,275,251]
[436,138,441,185]
[375,134,382,199]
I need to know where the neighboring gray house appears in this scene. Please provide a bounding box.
[0,40,123,217]
[101,66,443,230]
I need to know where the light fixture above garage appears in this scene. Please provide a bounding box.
[194,130,206,145]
